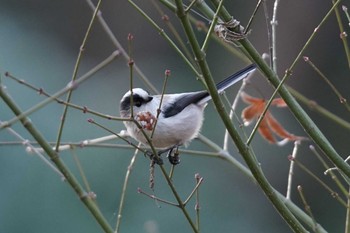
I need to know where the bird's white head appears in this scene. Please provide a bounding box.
[120,88,154,117]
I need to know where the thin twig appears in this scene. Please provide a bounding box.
[291,157,348,207]
[174,0,308,231]
[286,140,300,200]
[297,185,320,233]
[287,87,350,131]
[0,84,114,233]
[55,0,102,151]
[346,185,350,233]
[115,144,141,232]
[310,145,349,197]
[128,34,135,118]
[71,149,94,197]
[4,72,124,121]
[343,5,350,27]
[194,173,201,232]
[150,70,170,139]
[138,188,178,207]
[85,0,158,93]
[87,119,146,154]
[183,176,204,205]
[0,51,119,130]
[127,0,201,78]
[332,1,350,69]
[240,0,350,182]
[201,0,224,52]
[271,0,280,73]
[0,120,64,178]
[245,0,263,35]
[303,56,350,111]
[262,2,273,68]
[150,0,197,66]
[223,67,254,150]
[184,0,198,13]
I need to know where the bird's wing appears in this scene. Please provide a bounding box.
[162,91,207,118]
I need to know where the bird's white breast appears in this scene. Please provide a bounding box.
[123,94,205,149]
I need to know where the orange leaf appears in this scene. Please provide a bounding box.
[265,112,295,140]
[241,92,266,125]
[271,98,287,107]
[241,92,264,105]
[258,117,276,143]
[241,92,304,144]
[242,104,264,125]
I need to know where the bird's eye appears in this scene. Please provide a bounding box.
[134,101,142,107]
[132,95,144,107]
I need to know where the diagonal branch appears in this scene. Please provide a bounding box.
[173,0,308,232]
[0,85,114,233]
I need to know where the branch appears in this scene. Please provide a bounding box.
[173,0,308,232]
[0,85,113,233]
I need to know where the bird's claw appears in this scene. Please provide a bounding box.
[144,151,164,165]
[167,149,180,165]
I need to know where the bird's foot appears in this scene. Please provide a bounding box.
[144,151,164,165]
[167,147,180,165]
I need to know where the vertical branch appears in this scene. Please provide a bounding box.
[127,0,201,78]
[115,145,140,233]
[271,0,280,73]
[150,69,171,139]
[71,148,93,194]
[346,187,350,233]
[223,73,252,151]
[55,0,102,151]
[201,0,224,52]
[128,34,135,118]
[237,0,350,179]
[174,0,308,232]
[195,173,201,232]
[297,186,320,233]
[332,1,350,69]
[303,56,350,111]
[85,0,158,93]
[262,1,273,68]
[286,141,300,199]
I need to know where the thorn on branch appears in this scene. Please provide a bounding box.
[340,31,347,39]
[284,69,293,76]
[38,88,44,95]
[288,154,295,161]
[127,33,134,41]
[162,14,169,21]
[83,106,88,113]
[165,69,171,76]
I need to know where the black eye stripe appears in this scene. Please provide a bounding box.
[133,95,145,107]
[120,93,153,111]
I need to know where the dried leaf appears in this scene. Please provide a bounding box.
[258,117,276,143]
[241,92,303,144]
[271,98,287,107]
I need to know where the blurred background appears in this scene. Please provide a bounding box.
[0,0,349,232]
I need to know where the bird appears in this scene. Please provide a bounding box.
[120,64,256,164]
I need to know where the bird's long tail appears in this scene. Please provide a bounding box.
[197,64,257,105]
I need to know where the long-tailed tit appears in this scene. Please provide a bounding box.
[120,64,256,164]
